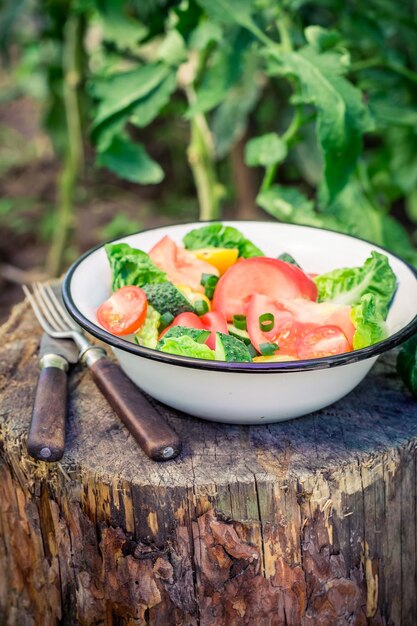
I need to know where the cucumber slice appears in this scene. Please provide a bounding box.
[227,324,252,345]
[215,332,252,363]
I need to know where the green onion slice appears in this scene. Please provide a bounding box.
[259,312,275,332]
[232,314,247,330]
[159,312,174,331]
[259,342,279,356]
[194,300,209,316]
[201,274,219,299]
[201,273,217,287]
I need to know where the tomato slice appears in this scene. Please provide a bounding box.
[97,286,148,336]
[246,294,310,357]
[297,325,351,359]
[159,312,204,339]
[246,294,353,359]
[212,257,317,320]
[200,311,229,349]
[276,299,355,347]
[149,236,219,293]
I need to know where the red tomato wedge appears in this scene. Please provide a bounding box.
[159,312,204,339]
[97,286,148,336]
[246,294,352,359]
[212,257,317,320]
[159,310,228,350]
[200,311,229,349]
[297,325,351,359]
[149,235,219,293]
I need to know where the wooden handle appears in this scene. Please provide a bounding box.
[27,367,67,462]
[89,358,181,461]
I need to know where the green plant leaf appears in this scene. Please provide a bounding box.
[157,30,187,66]
[397,334,417,396]
[304,26,343,52]
[129,72,177,128]
[189,21,223,50]
[92,71,177,152]
[212,49,262,158]
[380,214,417,266]
[185,31,251,119]
[267,46,373,205]
[92,63,171,128]
[326,180,417,264]
[388,127,417,194]
[245,132,288,167]
[195,0,260,36]
[99,214,142,240]
[97,136,164,184]
[256,184,335,227]
[96,0,148,50]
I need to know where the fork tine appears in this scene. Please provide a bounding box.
[43,283,78,331]
[22,285,56,335]
[33,283,68,332]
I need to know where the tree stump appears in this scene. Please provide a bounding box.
[0,301,416,626]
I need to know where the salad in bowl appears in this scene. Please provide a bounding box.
[95,223,398,364]
[63,221,417,423]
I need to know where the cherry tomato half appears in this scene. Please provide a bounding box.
[97,286,148,336]
[297,325,351,359]
[159,312,204,339]
[159,310,228,350]
[200,311,229,349]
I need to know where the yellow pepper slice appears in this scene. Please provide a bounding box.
[175,284,211,311]
[189,247,239,275]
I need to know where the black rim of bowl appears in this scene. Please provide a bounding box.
[62,220,417,374]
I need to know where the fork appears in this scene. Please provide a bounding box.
[23,283,182,461]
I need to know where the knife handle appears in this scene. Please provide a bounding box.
[89,357,181,462]
[27,364,67,462]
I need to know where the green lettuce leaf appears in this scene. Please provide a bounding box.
[351,294,388,349]
[396,334,417,396]
[183,223,264,258]
[134,305,161,349]
[159,335,215,359]
[105,243,166,291]
[314,251,397,316]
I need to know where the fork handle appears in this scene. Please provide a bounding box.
[89,357,181,461]
[27,363,67,462]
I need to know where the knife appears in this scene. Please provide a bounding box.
[27,333,78,462]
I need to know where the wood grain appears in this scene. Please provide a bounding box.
[0,300,416,625]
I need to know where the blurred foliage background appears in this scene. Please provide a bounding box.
[1,0,417,318]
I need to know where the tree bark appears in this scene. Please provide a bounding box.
[0,301,416,625]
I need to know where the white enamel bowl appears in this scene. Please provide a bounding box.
[62,221,417,424]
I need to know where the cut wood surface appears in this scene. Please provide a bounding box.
[0,301,416,626]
